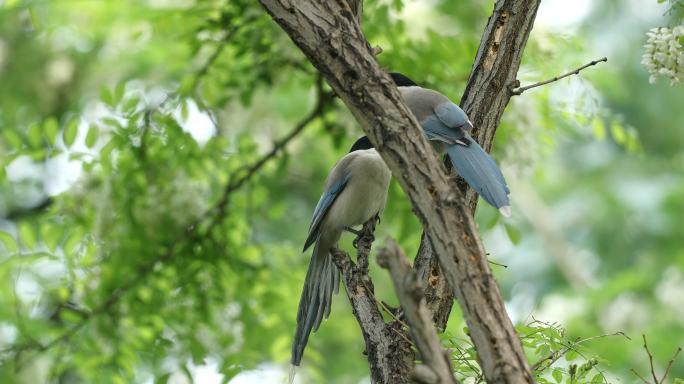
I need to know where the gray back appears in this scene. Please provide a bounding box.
[398,86,450,122]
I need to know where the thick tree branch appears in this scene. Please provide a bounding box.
[377,239,457,384]
[331,218,413,384]
[510,57,607,95]
[259,1,534,382]
[413,0,542,351]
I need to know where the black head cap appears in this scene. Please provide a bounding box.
[349,136,373,152]
[389,72,418,87]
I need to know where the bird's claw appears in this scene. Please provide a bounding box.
[345,226,362,236]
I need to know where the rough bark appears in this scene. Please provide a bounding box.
[259,1,535,382]
[378,239,457,384]
[414,0,542,333]
[332,219,412,384]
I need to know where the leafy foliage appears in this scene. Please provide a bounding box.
[444,319,617,384]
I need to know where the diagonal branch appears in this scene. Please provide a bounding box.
[511,57,608,96]
[377,239,457,384]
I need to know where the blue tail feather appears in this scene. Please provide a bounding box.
[291,237,339,366]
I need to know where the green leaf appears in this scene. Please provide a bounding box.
[100,86,114,107]
[114,82,126,104]
[85,124,99,148]
[592,118,605,140]
[180,99,189,121]
[19,222,37,249]
[122,97,139,114]
[63,119,79,147]
[3,130,23,150]
[43,117,60,146]
[552,369,563,383]
[504,223,521,245]
[0,231,17,253]
[41,223,63,253]
[565,349,578,362]
[154,373,171,384]
[611,121,626,144]
[27,122,42,148]
[178,75,194,95]
[64,229,84,254]
[591,373,604,384]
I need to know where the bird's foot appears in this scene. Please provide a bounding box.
[344,226,362,236]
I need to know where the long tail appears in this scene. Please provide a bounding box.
[446,140,511,216]
[290,235,340,371]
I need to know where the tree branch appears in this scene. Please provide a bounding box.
[377,239,457,384]
[259,1,534,382]
[510,57,608,96]
[331,218,413,384]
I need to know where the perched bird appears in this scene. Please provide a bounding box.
[290,136,391,376]
[389,72,511,217]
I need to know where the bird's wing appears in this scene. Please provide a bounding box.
[421,115,470,147]
[434,101,470,130]
[302,170,351,252]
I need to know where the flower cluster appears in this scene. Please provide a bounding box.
[642,26,684,85]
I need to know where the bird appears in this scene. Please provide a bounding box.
[289,136,392,380]
[389,72,511,217]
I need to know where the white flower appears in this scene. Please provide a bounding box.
[642,25,684,86]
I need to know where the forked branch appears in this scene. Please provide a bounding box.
[630,334,682,384]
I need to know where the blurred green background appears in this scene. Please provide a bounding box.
[0,0,683,383]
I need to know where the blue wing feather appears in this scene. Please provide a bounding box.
[421,115,466,145]
[303,173,351,251]
[434,102,469,129]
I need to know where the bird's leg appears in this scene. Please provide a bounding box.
[344,226,362,236]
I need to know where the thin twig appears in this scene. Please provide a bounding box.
[511,57,607,96]
[487,259,508,268]
[632,368,651,384]
[643,334,659,384]
[660,346,682,383]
